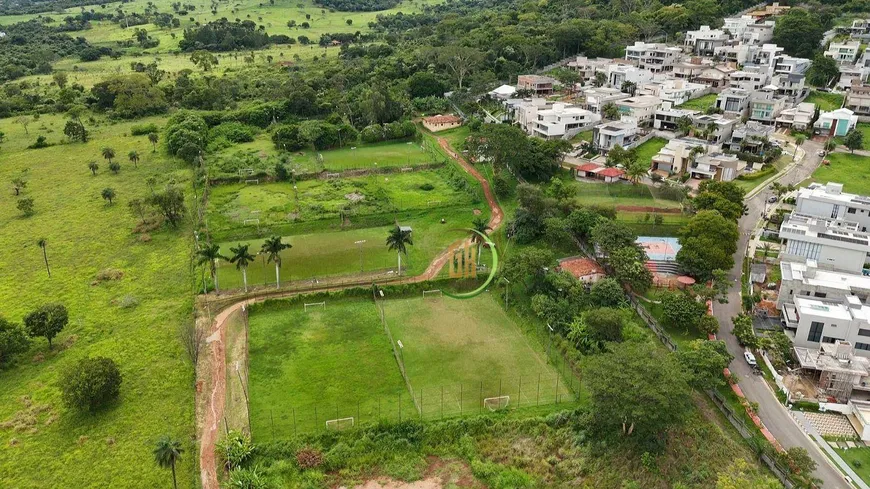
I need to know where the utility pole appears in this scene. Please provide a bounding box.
[355,240,366,273]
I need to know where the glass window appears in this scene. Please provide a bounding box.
[859,329,870,337]
[807,321,824,342]
[856,343,870,351]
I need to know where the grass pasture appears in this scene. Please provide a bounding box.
[572,180,682,210]
[805,91,845,111]
[804,152,870,195]
[676,93,718,111]
[246,298,412,439]
[381,293,575,418]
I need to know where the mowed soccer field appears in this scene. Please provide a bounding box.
[381,293,573,418]
[246,293,572,437]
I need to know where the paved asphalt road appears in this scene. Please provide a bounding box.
[712,139,853,488]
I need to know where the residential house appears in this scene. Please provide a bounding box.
[530,103,601,139]
[838,65,868,90]
[570,163,625,183]
[592,117,639,152]
[690,152,746,181]
[607,64,654,89]
[727,121,774,153]
[695,65,733,88]
[777,260,870,311]
[785,297,870,361]
[558,257,606,283]
[615,95,662,125]
[751,44,785,67]
[748,86,787,125]
[516,75,558,96]
[566,56,613,84]
[422,114,462,132]
[637,79,708,106]
[715,87,751,117]
[624,42,683,73]
[771,71,807,99]
[653,106,699,131]
[690,113,737,144]
[488,84,517,100]
[779,213,870,274]
[850,19,870,39]
[513,98,553,131]
[581,87,630,113]
[715,43,752,65]
[684,26,729,56]
[722,16,757,39]
[729,69,769,92]
[796,182,870,233]
[814,108,858,138]
[775,102,816,131]
[742,21,775,45]
[673,60,709,81]
[747,2,790,20]
[825,41,862,65]
[792,343,870,404]
[650,138,707,175]
[846,85,870,116]
[774,55,811,77]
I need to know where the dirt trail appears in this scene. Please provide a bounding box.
[197,136,504,489]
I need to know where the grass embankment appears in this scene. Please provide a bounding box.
[805,91,845,111]
[677,93,718,111]
[0,113,196,488]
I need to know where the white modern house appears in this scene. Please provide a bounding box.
[779,213,870,274]
[749,86,787,125]
[607,64,654,89]
[838,64,868,90]
[729,69,770,92]
[653,105,699,131]
[637,79,708,106]
[825,41,862,65]
[796,183,870,233]
[846,85,870,116]
[778,260,870,310]
[691,113,737,145]
[690,152,745,182]
[530,104,601,139]
[814,108,859,138]
[715,88,751,117]
[592,117,639,151]
[624,42,683,73]
[783,296,870,357]
[650,138,708,175]
[775,102,816,131]
[615,95,662,125]
[582,87,630,113]
[684,26,729,56]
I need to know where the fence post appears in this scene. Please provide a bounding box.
[537,373,541,406]
[555,376,560,403]
[517,377,522,409]
[292,408,296,437]
[460,384,463,415]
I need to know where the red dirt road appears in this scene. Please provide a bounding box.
[197,136,504,489]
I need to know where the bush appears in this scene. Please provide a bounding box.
[209,122,257,144]
[130,123,159,136]
[419,183,434,191]
[295,446,324,469]
[217,431,255,470]
[59,357,122,411]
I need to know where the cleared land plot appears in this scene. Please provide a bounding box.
[676,93,718,111]
[803,153,870,196]
[805,91,845,112]
[572,180,683,209]
[247,298,412,438]
[634,137,668,167]
[381,294,574,418]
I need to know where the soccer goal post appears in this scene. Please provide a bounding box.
[303,301,326,312]
[325,417,354,431]
[245,179,259,185]
[325,172,341,179]
[422,289,442,299]
[426,200,442,207]
[243,218,260,226]
[483,396,510,411]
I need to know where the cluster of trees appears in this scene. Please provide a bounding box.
[0,20,93,82]
[0,303,68,366]
[271,120,360,151]
[772,8,834,59]
[466,124,570,181]
[178,19,272,52]
[315,0,399,11]
[677,181,743,281]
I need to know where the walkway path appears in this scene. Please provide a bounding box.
[792,412,869,489]
[197,136,504,489]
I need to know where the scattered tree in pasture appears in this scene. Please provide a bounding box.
[128,198,147,223]
[11,176,27,196]
[148,132,160,152]
[37,238,50,277]
[109,161,121,174]
[23,303,68,349]
[102,147,116,164]
[153,435,184,489]
[88,161,99,175]
[16,116,30,135]
[17,197,35,217]
[0,317,31,367]
[128,150,140,168]
[148,185,186,227]
[59,356,122,412]
[260,236,292,288]
[190,50,219,71]
[102,187,116,204]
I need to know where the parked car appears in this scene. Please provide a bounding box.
[744,351,757,366]
[767,196,778,203]
[818,150,826,157]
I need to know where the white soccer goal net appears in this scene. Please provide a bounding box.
[245,179,259,185]
[483,396,510,411]
[243,218,260,226]
[303,302,326,312]
[326,173,341,179]
[325,417,354,431]
[422,289,442,299]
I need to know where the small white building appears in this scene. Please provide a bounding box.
[530,103,601,139]
[814,108,859,138]
[825,41,862,65]
[581,87,630,114]
[488,84,517,100]
[650,138,708,175]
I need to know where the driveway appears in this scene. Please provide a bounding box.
[713,138,853,488]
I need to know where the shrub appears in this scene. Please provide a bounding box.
[130,123,159,136]
[217,431,255,470]
[209,122,257,144]
[419,183,434,191]
[295,446,323,469]
[59,357,122,412]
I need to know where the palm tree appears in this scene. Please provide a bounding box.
[470,217,490,265]
[761,243,772,260]
[101,187,116,204]
[229,244,256,292]
[386,226,413,275]
[37,238,50,277]
[128,150,140,168]
[88,161,99,175]
[260,236,292,288]
[688,145,706,171]
[153,435,184,489]
[102,147,116,164]
[196,243,227,293]
[148,132,159,152]
[626,161,647,185]
[793,134,806,161]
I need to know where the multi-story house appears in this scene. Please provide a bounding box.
[778,260,870,310]
[690,113,737,144]
[530,104,601,139]
[516,75,558,96]
[775,102,816,131]
[749,86,787,125]
[695,65,733,88]
[592,117,639,151]
[750,44,785,67]
[581,87,630,113]
[607,65,654,89]
[637,79,708,106]
[650,138,707,175]
[653,106,699,131]
[774,55,811,76]
[722,16,757,38]
[624,42,682,73]
[796,182,870,233]
[727,121,773,154]
[742,21,775,45]
[846,85,870,116]
[839,65,869,90]
[513,98,553,131]
[715,43,751,65]
[690,152,746,182]
[729,69,769,92]
[783,295,870,358]
[715,88,751,117]
[779,213,870,274]
[615,95,662,125]
[673,60,708,81]
[850,19,870,38]
[565,56,613,84]
[826,41,863,65]
[684,26,729,56]
[771,72,807,99]
[814,108,858,138]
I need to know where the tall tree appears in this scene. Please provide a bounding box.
[845,128,864,153]
[0,317,31,367]
[793,134,806,161]
[196,243,227,292]
[677,210,740,281]
[470,217,490,265]
[11,177,27,196]
[153,436,184,489]
[435,45,483,89]
[88,161,99,175]
[229,244,255,292]
[386,226,413,275]
[772,9,824,58]
[148,132,160,153]
[806,55,840,88]
[128,150,140,168]
[101,187,116,204]
[260,236,292,289]
[37,238,50,277]
[101,147,116,164]
[677,340,733,390]
[23,303,68,349]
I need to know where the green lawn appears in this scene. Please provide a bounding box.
[618,211,689,237]
[246,298,412,438]
[641,289,706,348]
[0,114,196,488]
[381,294,574,417]
[676,93,718,111]
[570,130,594,144]
[835,447,870,485]
[734,154,791,192]
[436,126,472,153]
[805,91,845,112]
[572,180,682,210]
[804,152,870,195]
[634,137,668,167]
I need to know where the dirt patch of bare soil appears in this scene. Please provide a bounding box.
[345,457,483,489]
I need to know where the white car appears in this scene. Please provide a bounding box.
[744,351,757,366]
[818,150,826,157]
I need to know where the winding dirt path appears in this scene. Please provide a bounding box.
[197,136,504,489]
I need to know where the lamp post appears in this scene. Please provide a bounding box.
[355,240,367,273]
[501,277,511,309]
